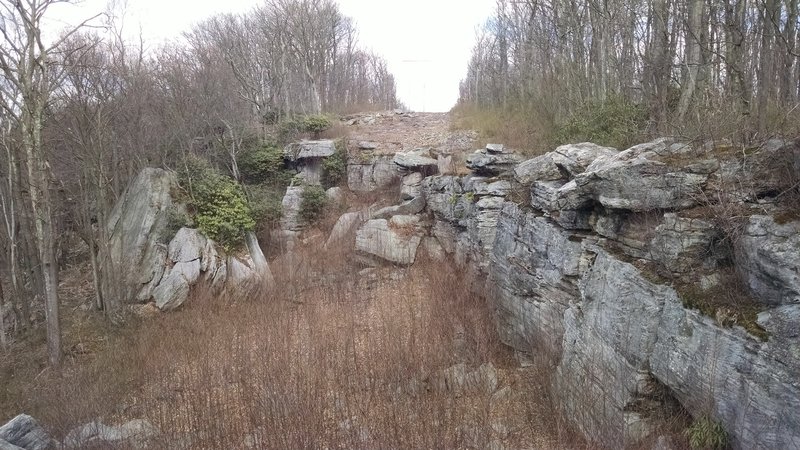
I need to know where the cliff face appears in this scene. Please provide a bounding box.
[421,139,800,448]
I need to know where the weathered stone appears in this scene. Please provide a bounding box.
[347,155,401,192]
[393,148,439,172]
[466,149,520,175]
[425,139,800,449]
[475,180,511,197]
[737,215,800,305]
[514,142,617,185]
[64,419,157,449]
[325,187,344,204]
[485,143,507,154]
[555,139,714,212]
[400,172,424,200]
[104,168,176,303]
[355,217,423,266]
[0,415,50,450]
[326,210,369,248]
[370,197,425,220]
[280,185,305,232]
[358,141,378,150]
[152,260,199,310]
[648,213,719,273]
[0,439,25,450]
[284,140,335,161]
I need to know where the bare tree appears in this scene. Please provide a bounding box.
[0,0,99,366]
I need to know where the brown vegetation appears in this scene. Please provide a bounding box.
[1,239,576,448]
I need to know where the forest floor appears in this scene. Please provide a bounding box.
[0,112,580,449]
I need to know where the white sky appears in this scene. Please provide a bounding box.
[45,0,495,112]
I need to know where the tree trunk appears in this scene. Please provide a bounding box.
[677,0,704,121]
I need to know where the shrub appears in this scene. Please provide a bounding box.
[246,184,284,229]
[277,115,334,143]
[321,140,347,187]
[238,144,288,185]
[302,114,332,136]
[177,156,255,251]
[161,206,193,244]
[554,94,646,149]
[299,184,327,223]
[194,180,256,251]
[685,416,728,450]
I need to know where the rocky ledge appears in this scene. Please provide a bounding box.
[334,138,799,448]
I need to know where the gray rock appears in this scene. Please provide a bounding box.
[0,415,49,450]
[466,149,520,175]
[103,168,176,303]
[284,140,335,161]
[737,215,800,305]
[400,172,424,200]
[555,139,713,212]
[355,217,423,266]
[424,139,800,449]
[370,196,425,220]
[326,210,369,248]
[473,180,511,197]
[64,419,157,449]
[358,141,378,150]
[648,213,719,273]
[152,260,198,310]
[347,155,401,192]
[0,439,25,450]
[325,187,344,204]
[393,148,439,172]
[280,185,305,232]
[485,143,507,154]
[514,142,617,185]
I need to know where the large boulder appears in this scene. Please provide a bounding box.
[737,215,800,305]
[104,168,176,303]
[283,140,335,161]
[0,415,50,450]
[514,142,617,185]
[105,168,270,311]
[393,148,439,173]
[284,140,336,185]
[64,419,157,449]
[554,139,716,212]
[347,154,401,192]
[465,148,520,175]
[355,216,424,266]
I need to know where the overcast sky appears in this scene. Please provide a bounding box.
[46,0,495,112]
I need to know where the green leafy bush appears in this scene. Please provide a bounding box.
[238,144,289,185]
[685,416,728,450]
[246,184,284,229]
[177,156,255,251]
[277,115,334,143]
[302,115,332,135]
[321,140,347,187]
[555,94,646,149]
[299,184,327,223]
[161,206,193,244]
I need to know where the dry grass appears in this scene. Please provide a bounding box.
[0,237,572,448]
[450,104,555,157]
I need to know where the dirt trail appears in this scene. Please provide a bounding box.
[341,111,478,156]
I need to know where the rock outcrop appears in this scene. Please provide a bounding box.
[284,139,336,185]
[419,138,800,449]
[355,215,425,266]
[0,415,51,450]
[347,154,401,192]
[105,168,269,311]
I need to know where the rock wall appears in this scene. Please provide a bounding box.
[419,139,800,448]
